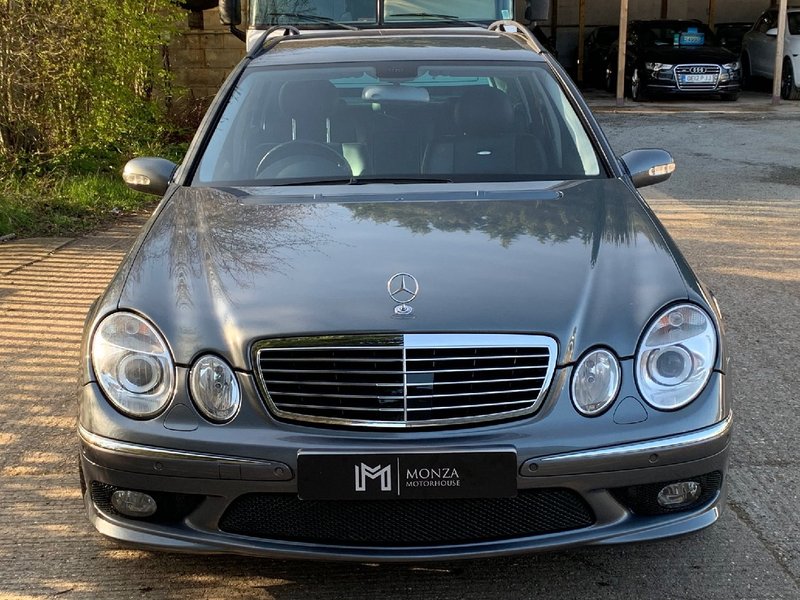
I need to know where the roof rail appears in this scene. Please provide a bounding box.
[487,20,544,54]
[248,25,302,58]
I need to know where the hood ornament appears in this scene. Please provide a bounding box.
[387,273,419,316]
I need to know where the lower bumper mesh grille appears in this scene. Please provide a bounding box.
[218,489,595,546]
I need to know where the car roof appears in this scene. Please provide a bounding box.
[249,28,544,67]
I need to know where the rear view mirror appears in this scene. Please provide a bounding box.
[122,157,178,196]
[363,85,430,103]
[620,149,675,189]
[766,27,778,37]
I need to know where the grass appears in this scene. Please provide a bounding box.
[0,139,190,238]
[0,171,159,238]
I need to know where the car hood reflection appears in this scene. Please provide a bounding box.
[120,180,689,368]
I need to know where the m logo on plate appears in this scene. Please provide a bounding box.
[354,463,392,492]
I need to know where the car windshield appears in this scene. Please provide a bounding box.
[640,23,720,47]
[195,61,602,186]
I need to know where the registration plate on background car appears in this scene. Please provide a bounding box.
[680,74,715,83]
[298,451,517,500]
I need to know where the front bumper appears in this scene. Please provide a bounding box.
[643,69,741,96]
[79,411,732,561]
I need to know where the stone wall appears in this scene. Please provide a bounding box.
[169,9,246,101]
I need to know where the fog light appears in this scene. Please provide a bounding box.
[657,481,701,508]
[111,490,157,517]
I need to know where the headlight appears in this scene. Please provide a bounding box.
[645,62,673,71]
[571,348,621,416]
[189,354,241,422]
[92,312,175,418]
[723,61,741,71]
[636,304,717,411]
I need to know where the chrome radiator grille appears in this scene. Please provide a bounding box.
[254,334,557,428]
[675,65,721,91]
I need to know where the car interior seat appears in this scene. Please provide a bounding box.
[421,86,548,177]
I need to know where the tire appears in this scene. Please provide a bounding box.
[721,92,739,102]
[631,68,647,102]
[604,64,616,93]
[781,59,800,101]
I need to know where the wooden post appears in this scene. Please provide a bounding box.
[661,0,669,19]
[616,0,629,107]
[708,0,717,31]
[773,0,789,104]
[577,0,586,83]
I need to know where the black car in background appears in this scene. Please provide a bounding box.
[608,20,742,101]
[582,25,618,88]
[715,22,753,55]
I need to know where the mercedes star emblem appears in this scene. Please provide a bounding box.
[387,273,419,316]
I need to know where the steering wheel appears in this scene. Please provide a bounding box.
[256,141,352,179]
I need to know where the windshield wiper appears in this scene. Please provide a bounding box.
[261,12,359,31]
[273,176,454,187]
[388,12,487,28]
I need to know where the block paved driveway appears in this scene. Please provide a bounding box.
[0,107,798,599]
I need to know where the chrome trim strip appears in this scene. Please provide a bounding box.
[521,412,733,477]
[79,425,275,466]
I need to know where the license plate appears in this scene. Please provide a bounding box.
[680,74,715,83]
[297,451,517,500]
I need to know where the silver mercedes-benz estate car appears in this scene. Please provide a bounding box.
[78,19,732,560]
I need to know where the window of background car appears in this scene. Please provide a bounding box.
[789,13,800,36]
[641,23,721,47]
[194,61,602,186]
[249,0,378,27]
[382,0,513,22]
[755,12,776,34]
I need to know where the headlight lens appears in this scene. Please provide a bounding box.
[636,304,717,410]
[91,312,174,418]
[190,354,241,422]
[645,62,673,71]
[571,348,621,416]
[723,61,741,71]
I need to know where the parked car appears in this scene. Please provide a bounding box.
[78,19,732,560]
[607,19,741,101]
[715,22,753,55]
[582,25,618,88]
[741,7,800,100]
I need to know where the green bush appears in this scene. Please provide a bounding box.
[0,0,183,173]
[0,0,190,237]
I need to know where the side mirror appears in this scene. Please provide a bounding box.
[219,0,241,26]
[122,157,178,196]
[620,149,675,189]
[766,27,778,37]
[525,0,550,22]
